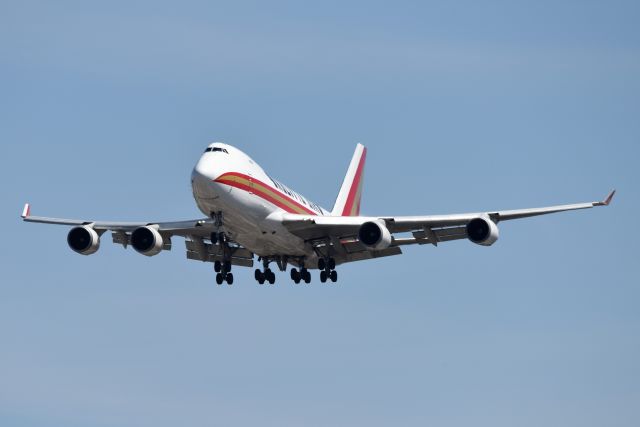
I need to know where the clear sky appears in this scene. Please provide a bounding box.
[1,1,638,426]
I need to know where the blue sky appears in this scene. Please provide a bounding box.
[1,1,639,426]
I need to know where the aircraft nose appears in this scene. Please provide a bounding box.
[193,155,218,181]
[192,156,221,199]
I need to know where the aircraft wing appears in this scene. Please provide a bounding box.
[20,204,255,267]
[281,190,616,256]
[383,189,616,233]
[21,203,214,236]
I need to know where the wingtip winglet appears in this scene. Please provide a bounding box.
[604,189,616,206]
[596,189,616,206]
[21,203,30,218]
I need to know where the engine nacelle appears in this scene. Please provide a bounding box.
[358,220,393,250]
[131,226,164,256]
[466,216,499,246]
[67,225,100,255]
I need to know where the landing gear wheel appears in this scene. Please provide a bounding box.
[317,258,326,270]
[290,268,301,284]
[216,273,224,285]
[226,273,234,285]
[255,269,266,285]
[210,233,218,245]
[265,269,276,284]
[302,269,311,284]
[320,270,327,283]
[330,270,337,282]
[214,261,221,273]
[224,261,232,272]
[328,258,336,270]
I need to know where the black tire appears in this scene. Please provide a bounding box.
[320,270,327,283]
[255,269,261,280]
[224,261,232,272]
[211,233,218,245]
[226,273,234,285]
[330,270,337,282]
[214,261,221,272]
[258,275,265,285]
[267,271,276,284]
[216,273,224,285]
[317,258,326,270]
[303,270,311,283]
[328,258,336,270]
[290,268,298,280]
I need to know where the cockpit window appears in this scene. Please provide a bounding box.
[204,147,229,153]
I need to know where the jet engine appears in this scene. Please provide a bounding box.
[131,226,164,256]
[466,216,499,246]
[67,225,100,255]
[358,220,392,250]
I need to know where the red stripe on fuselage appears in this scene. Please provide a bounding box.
[215,172,318,216]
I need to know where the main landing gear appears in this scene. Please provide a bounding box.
[318,257,338,283]
[290,267,311,284]
[212,229,233,285]
[214,259,233,285]
[251,256,339,285]
[255,259,276,285]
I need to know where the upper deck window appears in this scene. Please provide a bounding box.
[204,147,229,153]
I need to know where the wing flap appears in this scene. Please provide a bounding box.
[185,239,254,267]
[342,246,402,262]
[186,251,254,268]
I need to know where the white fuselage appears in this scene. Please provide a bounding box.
[191,143,327,263]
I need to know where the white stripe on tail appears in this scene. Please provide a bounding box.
[332,144,367,216]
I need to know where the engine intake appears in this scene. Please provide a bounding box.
[358,220,392,250]
[466,216,499,246]
[67,225,100,255]
[131,226,164,256]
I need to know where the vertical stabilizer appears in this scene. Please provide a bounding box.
[332,144,367,216]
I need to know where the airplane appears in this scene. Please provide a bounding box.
[21,142,615,285]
